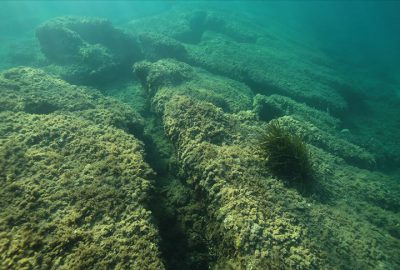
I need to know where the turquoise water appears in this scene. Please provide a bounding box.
[1,1,399,82]
[0,1,399,269]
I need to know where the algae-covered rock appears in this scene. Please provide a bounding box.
[129,10,349,114]
[0,66,165,268]
[0,67,144,135]
[156,95,318,268]
[36,16,141,86]
[127,10,260,45]
[186,35,348,114]
[138,32,188,61]
[1,7,398,269]
[152,92,400,269]
[133,59,195,95]
[134,58,253,113]
[0,111,165,269]
[253,94,340,131]
[127,10,210,44]
[276,115,376,169]
[128,34,398,268]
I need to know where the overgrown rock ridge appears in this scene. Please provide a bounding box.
[0,7,399,270]
[0,68,165,269]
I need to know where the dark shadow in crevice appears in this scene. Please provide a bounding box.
[137,108,211,270]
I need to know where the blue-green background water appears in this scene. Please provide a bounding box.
[1,1,399,85]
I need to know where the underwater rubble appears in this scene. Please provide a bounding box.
[0,9,399,270]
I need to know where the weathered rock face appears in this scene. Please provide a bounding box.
[36,16,142,86]
[0,67,165,269]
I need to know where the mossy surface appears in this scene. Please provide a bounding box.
[134,59,253,113]
[0,112,165,269]
[127,10,349,113]
[0,67,165,269]
[253,94,340,131]
[157,95,400,269]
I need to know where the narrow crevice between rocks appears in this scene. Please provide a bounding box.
[137,112,212,270]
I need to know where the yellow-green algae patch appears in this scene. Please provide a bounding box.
[0,112,164,269]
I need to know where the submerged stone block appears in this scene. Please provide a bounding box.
[136,51,400,267]
[128,10,350,114]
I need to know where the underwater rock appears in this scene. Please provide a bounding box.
[133,59,195,95]
[0,66,166,269]
[0,67,144,136]
[134,51,400,268]
[277,115,376,169]
[127,10,260,45]
[138,32,188,61]
[0,111,165,269]
[127,10,208,44]
[36,16,141,86]
[134,58,253,113]
[152,93,400,269]
[253,94,341,132]
[160,96,317,268]
[129,10,349,114]
[186,36,348,114]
